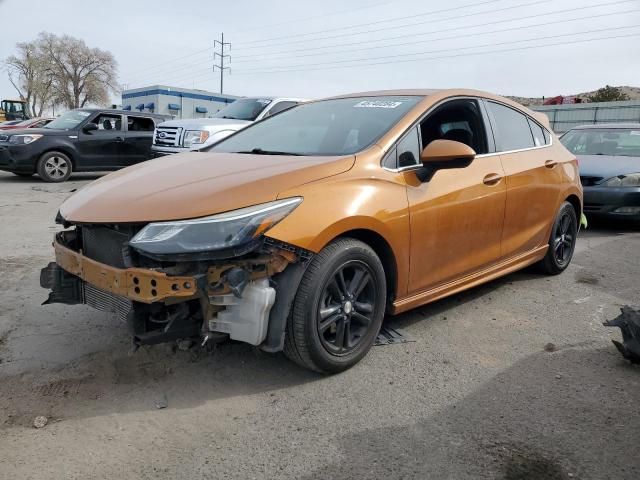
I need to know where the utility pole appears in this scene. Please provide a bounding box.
[213,33,231,94]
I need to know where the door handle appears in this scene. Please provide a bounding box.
[544,160,557,169]
[483,173,503,186]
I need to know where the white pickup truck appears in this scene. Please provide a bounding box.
[151,97,305,156]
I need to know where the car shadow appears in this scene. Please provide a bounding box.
[299,346,640,479]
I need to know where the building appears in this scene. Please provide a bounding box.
[121,85,239,119]
[531,100,640,134]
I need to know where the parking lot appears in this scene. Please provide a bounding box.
[0,171,638,479]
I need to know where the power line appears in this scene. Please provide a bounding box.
[232,8,639,64]
[231,29,640,75]
[234,0,506,46]
[232,0,554,50]
[227,0,396,35]
[235,25,640,73]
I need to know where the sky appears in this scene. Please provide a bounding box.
[1,0,639,106]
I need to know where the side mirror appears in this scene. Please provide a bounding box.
[417,139,476,182]
[83,123,98,133]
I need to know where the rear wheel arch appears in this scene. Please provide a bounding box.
[565,194,582,219]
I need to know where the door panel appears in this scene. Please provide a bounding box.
[483,100,561,259]
[499,148,561,258]
[76,114,124,169]
[406,154,506,295]
[122,116,156,166]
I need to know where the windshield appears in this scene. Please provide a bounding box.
[561,128,640,157]
[210,96,423,156]
[44,110,92,130]
[213,98,273,121]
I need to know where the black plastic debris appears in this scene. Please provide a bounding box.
[603,306,640,364]
[375,324,414,346]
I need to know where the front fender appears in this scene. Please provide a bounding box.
[266,175,411,297]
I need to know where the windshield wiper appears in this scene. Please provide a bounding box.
[237,148,302,156]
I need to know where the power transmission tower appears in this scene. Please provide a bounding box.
[213,33,231,94]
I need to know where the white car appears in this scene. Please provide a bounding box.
[151,97,306,156]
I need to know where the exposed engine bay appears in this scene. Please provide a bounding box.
[40,222,313,352]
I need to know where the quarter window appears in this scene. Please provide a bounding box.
[264,101,298,117]
[397,127,421,168]
[528,118,547,147]
[486,102,534,151]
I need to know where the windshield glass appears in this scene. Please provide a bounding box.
[44,110,92,130]
[213,98,272,121]
[210,96,423,156]
[561,128,640,157]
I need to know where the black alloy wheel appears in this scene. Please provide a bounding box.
[553,209,576,268]
[284,238,386,373]
[539,201,578,275]
[317,260,377,356]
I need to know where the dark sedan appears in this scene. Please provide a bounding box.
[0,109,170,182]
[561,123,640,220]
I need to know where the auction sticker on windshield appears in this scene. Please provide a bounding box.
[354,100,403,108]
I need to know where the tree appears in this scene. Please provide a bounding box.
[587,85,629,103]
[38,32,118,109]
[5,39,55,117]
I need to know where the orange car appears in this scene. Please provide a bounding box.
[41,89,582,373]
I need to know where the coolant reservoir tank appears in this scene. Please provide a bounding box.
[209,278,276,345]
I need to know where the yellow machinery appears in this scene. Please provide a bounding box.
[0,99,29,122]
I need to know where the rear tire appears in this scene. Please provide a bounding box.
[37,151,72,182]
[538,201,578,275]
[283,238,386,374]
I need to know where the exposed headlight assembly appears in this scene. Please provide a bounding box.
[183,130,210,148]
[8,134,43,145]
[130,197,302,255]
[602,173,640,187]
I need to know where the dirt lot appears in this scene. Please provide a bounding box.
[0,171,638,480]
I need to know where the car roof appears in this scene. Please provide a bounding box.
[317,88,550,128]
[569,123,640,130]
[78,108,171,118]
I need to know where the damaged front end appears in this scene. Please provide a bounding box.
[41,198,312,352]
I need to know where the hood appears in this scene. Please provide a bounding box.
[60,152,355,223]
[158,118,252,131]
[1,127,67,136]
[578,154,640,182]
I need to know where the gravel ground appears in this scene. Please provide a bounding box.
[0,171,638,480]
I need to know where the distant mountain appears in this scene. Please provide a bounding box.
[508,86,640,106]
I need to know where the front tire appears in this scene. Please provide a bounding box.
[538,201,578,275]
[37,151,72,182]
[284,238,386,374]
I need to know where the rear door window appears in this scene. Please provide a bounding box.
[127,116,155,132]
[486,102,535,152]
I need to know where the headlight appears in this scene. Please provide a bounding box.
[130,197,302,255]
[8,134,43,145]
[183,130,210,148]
[602,173,640,187]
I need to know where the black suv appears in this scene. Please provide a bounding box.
[0,109,171,182]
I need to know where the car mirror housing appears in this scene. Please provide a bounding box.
[417,139,476,182]
[83,123,98,133]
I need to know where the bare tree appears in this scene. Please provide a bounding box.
[5,40,55,116]
[38,32,118,109]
